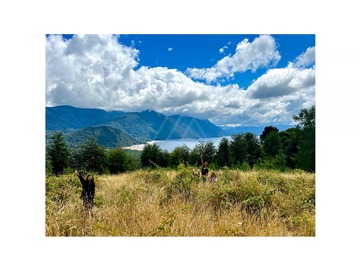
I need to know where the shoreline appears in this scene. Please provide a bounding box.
[122,140,159,151]
[122,136,231,152]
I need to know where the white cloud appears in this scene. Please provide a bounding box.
[242,64,315,125]
[46,34,314,126]
[168,48,173,52]
[294,46,315,68]
[186,35,281,84]
[46,34,139,108]
[219,45,228,54]
[247,66,315,99]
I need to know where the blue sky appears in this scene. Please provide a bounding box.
[119,34,315,88]
[46,34,315,126]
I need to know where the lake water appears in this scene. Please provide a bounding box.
[123,136,232,152]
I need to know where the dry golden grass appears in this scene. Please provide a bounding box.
[46,168,315,236]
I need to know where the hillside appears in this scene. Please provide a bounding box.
[46,106,225,147]
[64,126,139,148]
[96,113,158,141]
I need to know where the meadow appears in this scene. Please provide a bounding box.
[46,166,315,236]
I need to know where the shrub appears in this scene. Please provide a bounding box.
[242,195,264,215]
[162,167,193,203]
[141,168,169,186]
[207,183,240,210]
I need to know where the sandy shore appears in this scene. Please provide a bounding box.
[122,140,159,151]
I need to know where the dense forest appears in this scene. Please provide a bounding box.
[46,106,315,175]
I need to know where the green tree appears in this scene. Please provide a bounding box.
[203,141,216,165]
[72,137,107,173]
[293,106,315,129]
[188,141,216,166]
[230,134,248,166]
[47,132,69,175]
[188,141,206,166]
[243,132,263,168]
[279,128,299,169]
[170,145,190,167]
[141,143,164,168]
[107,147,129,174]
[260,126,279,143]
[293,106,315,172]
[125,151,142,171]
[216,137,230,167]
[159,150,170,167]
[263,131,281,157]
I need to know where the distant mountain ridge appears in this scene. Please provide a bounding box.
[46,105,125,132]
[46,106,224,147]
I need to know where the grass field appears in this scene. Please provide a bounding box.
[46,167,315,236]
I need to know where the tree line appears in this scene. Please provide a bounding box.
[46,106,315,175]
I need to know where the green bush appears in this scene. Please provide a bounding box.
[161,167,194,203]
[238,162,251,171]
[207,182,240,210]
[141,168,170,186]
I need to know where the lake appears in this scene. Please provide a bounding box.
[123,136,232,152]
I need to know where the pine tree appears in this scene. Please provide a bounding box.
[216,137,230,167]
[293,106,315,172]
[47,132,69,175]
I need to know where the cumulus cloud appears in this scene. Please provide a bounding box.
[46,34,315,126]
[293,46,315,68]
[46,34,139,108]
[240,65,315,125]
[247,67,315,99]
[186,35,281,84]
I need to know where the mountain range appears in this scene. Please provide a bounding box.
[46,106,224,148]
[46,105,294,148]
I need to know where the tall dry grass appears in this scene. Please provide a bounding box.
[46,167,315,236]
